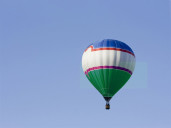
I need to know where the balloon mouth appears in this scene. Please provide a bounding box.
[104,97,112,102]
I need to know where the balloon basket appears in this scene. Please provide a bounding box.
[105,104,110,110]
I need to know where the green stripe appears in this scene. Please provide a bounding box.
[86,69,131,97]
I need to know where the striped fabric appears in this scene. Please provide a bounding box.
[82,39,136,76]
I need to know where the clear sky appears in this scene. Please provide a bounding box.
[0,0,170,128]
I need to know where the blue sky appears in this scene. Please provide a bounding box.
[0,0,170,128]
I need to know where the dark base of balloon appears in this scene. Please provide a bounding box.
[104,97,112,102]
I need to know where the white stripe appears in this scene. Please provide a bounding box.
[82,49,136,73]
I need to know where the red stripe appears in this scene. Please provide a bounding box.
[84,46,135,57]
[85,66,132,75]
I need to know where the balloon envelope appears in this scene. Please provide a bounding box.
[82,39,136,100]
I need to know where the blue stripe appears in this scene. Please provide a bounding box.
[90,39,134,54]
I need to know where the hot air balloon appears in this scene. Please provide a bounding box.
[82,39,136,110]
